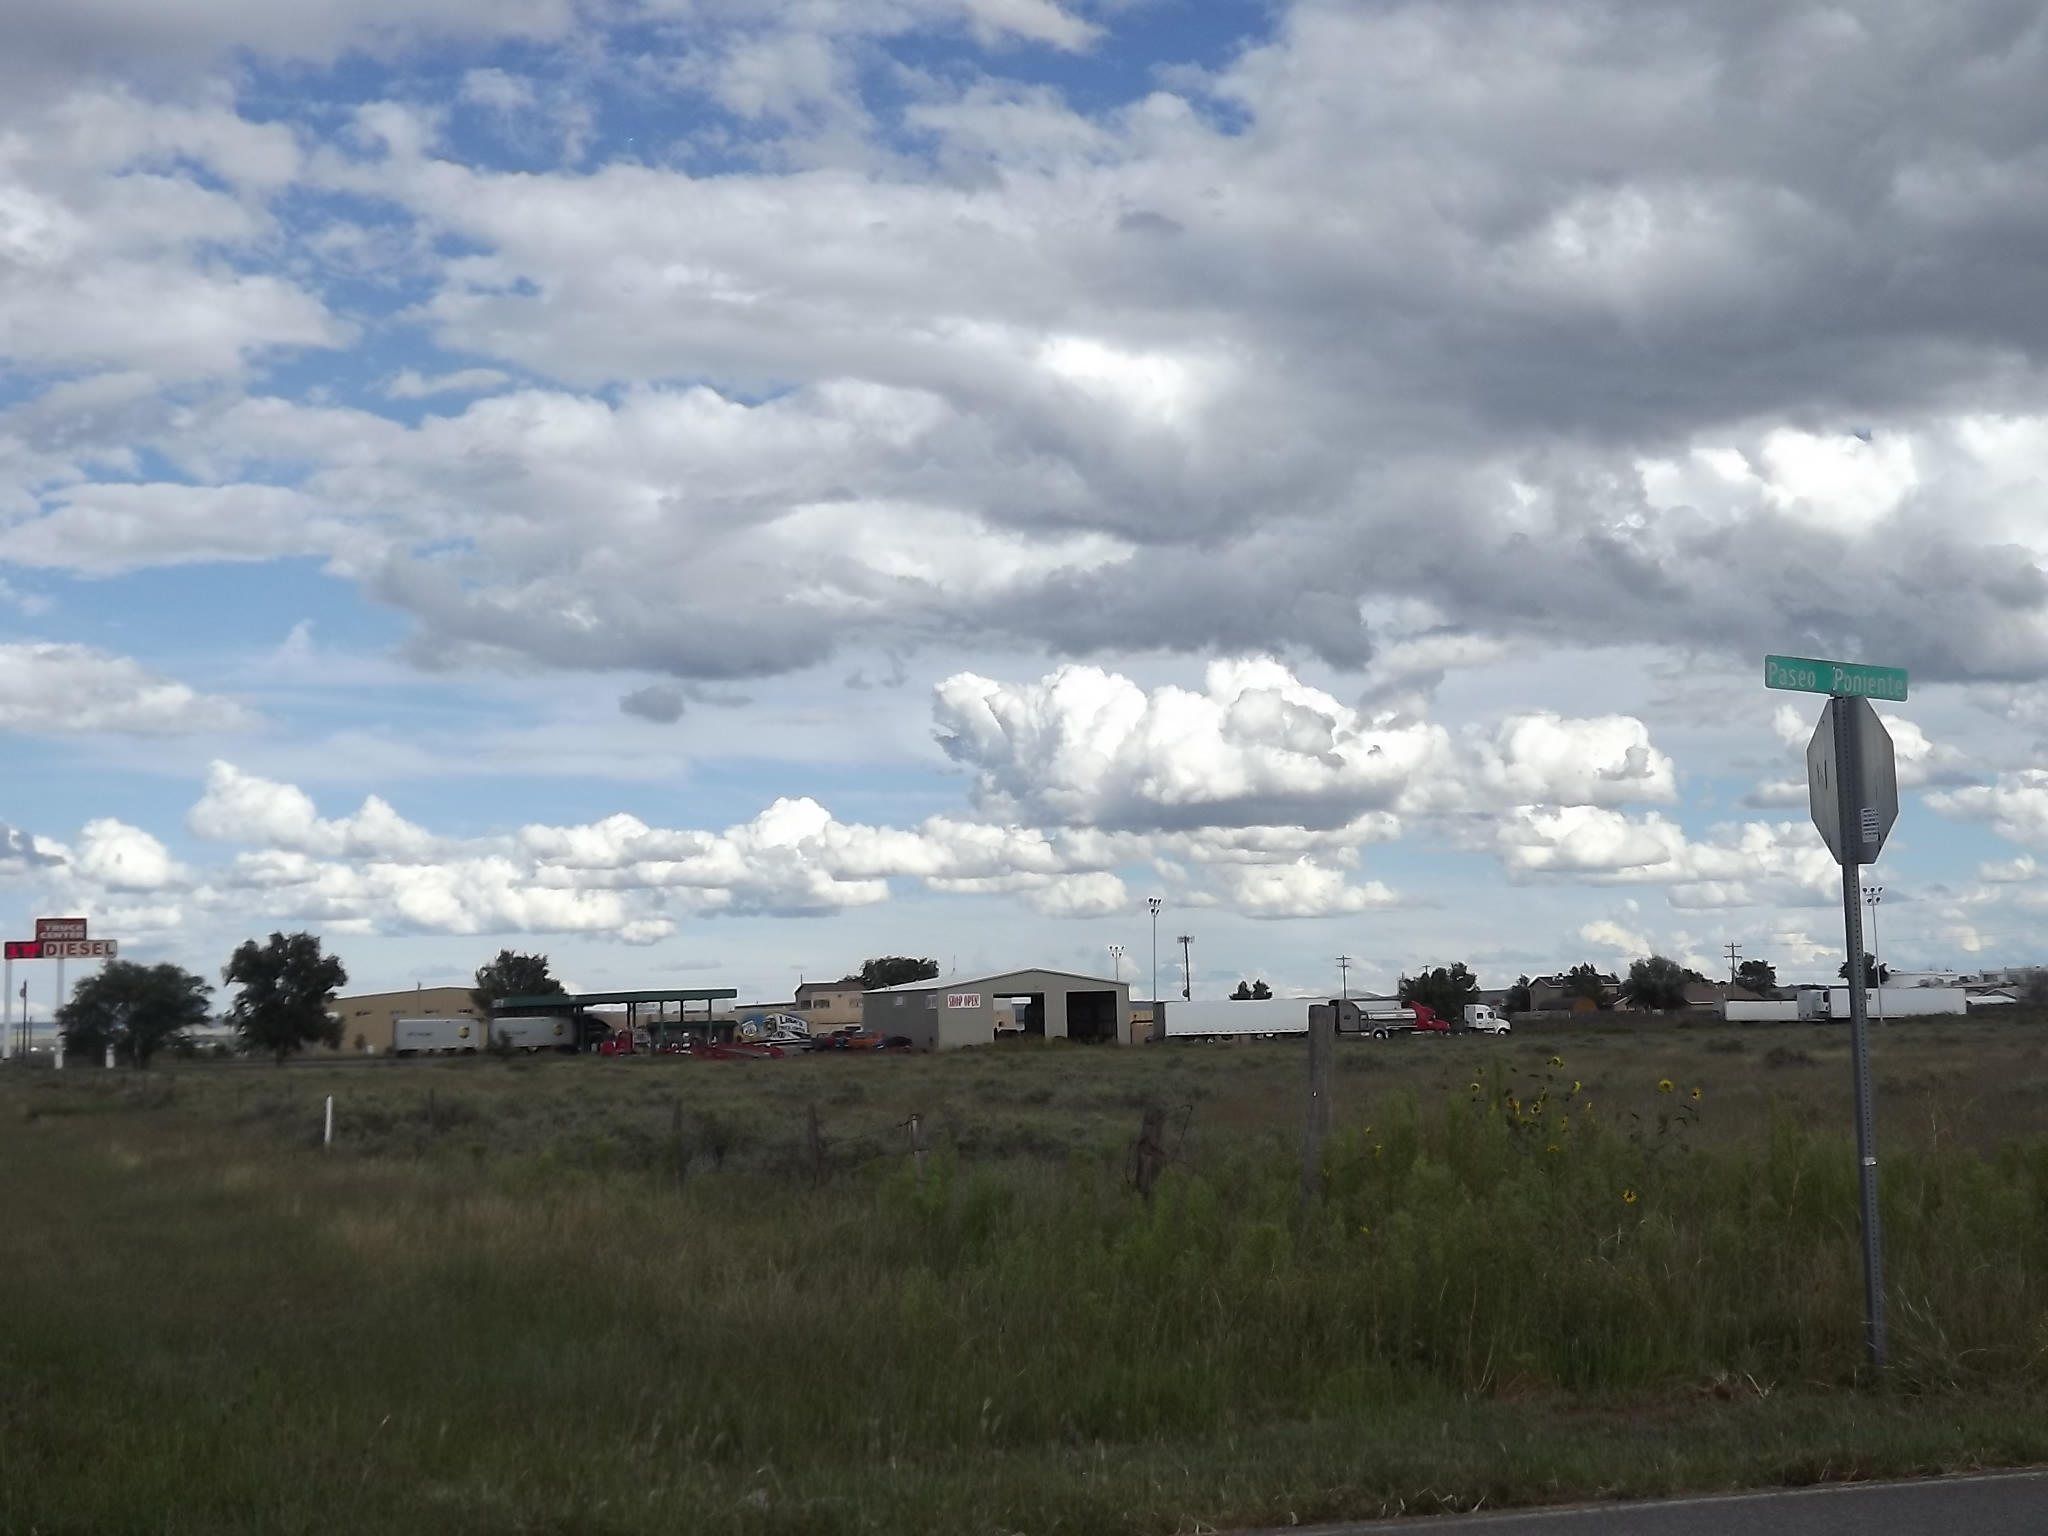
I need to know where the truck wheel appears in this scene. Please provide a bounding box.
[1371,1028,1388,1040]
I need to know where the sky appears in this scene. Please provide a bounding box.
[2,0,2047,1013]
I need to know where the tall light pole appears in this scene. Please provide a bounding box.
[1864,885,1884,1024]
[1147,897,1163,1039]
[1177,934,1194,1000]
[1107,943,1126,986]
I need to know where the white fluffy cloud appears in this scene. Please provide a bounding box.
[0,644,252,734]
[1928,773,2048,850]
[1498,806,1838,909]
[935,659,1676,833]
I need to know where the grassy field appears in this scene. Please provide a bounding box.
[5,1016,2048,1534]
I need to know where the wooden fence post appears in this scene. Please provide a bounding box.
[324,1094,334,1148]
[805,1102,825,1188]
[1133,1105,1167,1200]
[1302,1004,1335,1200]
[907,1113,928,1186]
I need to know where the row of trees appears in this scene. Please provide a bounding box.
[58,938,577,1067]
[58,932,350,1067]
[57,944,950,1066]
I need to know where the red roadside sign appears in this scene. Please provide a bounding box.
[35,917,87,943]
[4,941,39,960]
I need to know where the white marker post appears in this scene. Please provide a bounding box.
[324,1095,335,1148]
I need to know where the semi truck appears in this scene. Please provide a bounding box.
[393,1017,481,1056]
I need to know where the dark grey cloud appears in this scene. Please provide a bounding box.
[618,684,686,723]
[0,822,63,868]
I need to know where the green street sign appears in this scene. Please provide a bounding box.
[1765,655,1908,702]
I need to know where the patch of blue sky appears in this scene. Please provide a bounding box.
[0,741,210,849]
[875,0,1269,128]
[25,559,399,660]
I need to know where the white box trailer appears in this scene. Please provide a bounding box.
[490,1013,577,1052]
[1723,1000,1799,1022]
[1822,988,1969,1019]
[1160,999,1311,1039]
[393,1017,483,1055]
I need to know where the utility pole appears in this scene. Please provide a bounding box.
[1337,954,1353,1004]
[1724,940,1742,989]
[1864,885,1884,1025]
[1177,935,1194,1000]
[1148,897,1163,1042]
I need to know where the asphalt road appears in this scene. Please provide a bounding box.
[1259,1470,2048,1535]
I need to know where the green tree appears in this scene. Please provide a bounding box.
[1563,963,1610,1006]
[472,949,567,1015]
[2020,968,2048,1008]
[1836,954,1892,987]
[1620,954,1692,1012]
[224,932,348,1064]
[1735,958,1778,996]
[57,961,212,1068]
[847,957,940,990]
[1398,963,1480,1019]
[1230,980,1253,1000]
[1503,975,1532,1013]
[1251,979,1272,1000]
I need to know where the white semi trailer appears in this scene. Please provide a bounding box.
[1159,999,1311,1039]
[490,1013,578,1052]
[1723,1000,1799,1022]
[393,1017,482,1056]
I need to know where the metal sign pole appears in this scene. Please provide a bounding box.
[1832,696,1888,1373]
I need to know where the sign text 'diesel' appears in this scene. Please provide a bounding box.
[4,939,118,959]
[1765,655,1909,701]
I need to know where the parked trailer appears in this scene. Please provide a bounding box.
[1723,999,1799,1022]
[393,1017,481,1056]
[1824,987,1969,1018]
[491,1013,577,1052]
[1159,999,1311,1039]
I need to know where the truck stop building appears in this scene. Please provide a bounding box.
[864,968,1131,1050]
[327,985,482,1054]
[493,988,739,1047]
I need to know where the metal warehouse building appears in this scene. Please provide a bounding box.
[865,968,1131,1050]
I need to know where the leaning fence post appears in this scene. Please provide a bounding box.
[1302,1004,1335,1199]
[324,1094,334,1148]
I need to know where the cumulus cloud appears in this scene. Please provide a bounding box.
[188,762,436,859]
[935,659,1679,835]
[1928,772,2048,849]
[1497,806,1838,909]
[6,3,2048,693]
[0,644,253,734]
[1581,919,1651,956]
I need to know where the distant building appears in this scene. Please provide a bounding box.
[794,980,865,1029]
[1526,972,1620,1013]
[864,967,1131,1050]
[326,985,481,1055]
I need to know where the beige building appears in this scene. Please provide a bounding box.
[794,980,865,1028]
[327,986,482,1055]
